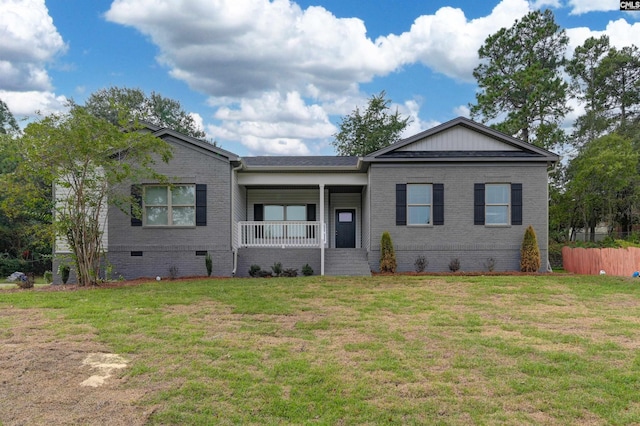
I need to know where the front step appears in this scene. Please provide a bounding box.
[324,249,371,276]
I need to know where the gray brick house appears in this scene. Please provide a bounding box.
[53,117,559,282]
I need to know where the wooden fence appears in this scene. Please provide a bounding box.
[562,246,640,276]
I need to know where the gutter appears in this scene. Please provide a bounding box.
[231,161,244,276]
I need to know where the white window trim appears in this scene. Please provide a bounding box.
[143,184,196,227]
[407,183,433,227]
[485,183,510,226]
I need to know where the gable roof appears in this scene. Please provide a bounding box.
[141,122,240,162]
[363,117,559,163]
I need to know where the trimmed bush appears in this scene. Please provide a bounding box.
[249,264,261,277]
[520,225,541,272]
[379,231,397,273]
[302,264,314,276]
[271,262,283,277]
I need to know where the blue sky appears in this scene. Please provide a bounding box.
[1,0,638,156]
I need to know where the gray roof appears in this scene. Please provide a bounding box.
[377,151,544,159]
[365,116,559,163]
[243,156,360,167]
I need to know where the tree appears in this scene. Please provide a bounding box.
[520,225,541,272]
[84,87,206,139]
[332,91,410,156]
[565,134,639,241]
[0,98,20,136]
[470,10,570,150]
[0,101,50,270]
[8,105,172,285]
[379,231,397,273]
[598,45,640,130]
[566,35,612,146]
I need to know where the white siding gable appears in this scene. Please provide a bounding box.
[397,126,520,152]
[54,181,109,255]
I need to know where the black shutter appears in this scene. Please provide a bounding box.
[254,204,264,221]
[131,185,142,226]
[474,183,485,225]
[511,183,522,225]
[253,204,264,238]
[195,184,207,226]
[396,184,407,226]
[433,184,444,226]
[306,204,316,238]
[306,204,316,221]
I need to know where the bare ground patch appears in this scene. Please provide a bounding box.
[0,308,153,426]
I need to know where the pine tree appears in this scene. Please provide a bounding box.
[379,231,397,273]
[520,225,541,272]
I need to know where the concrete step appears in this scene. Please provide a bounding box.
[324,249,371,276]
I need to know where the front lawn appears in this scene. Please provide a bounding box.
[2,274,640,425]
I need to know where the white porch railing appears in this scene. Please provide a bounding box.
[239,221,323,248]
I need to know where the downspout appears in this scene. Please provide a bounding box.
[320,183,325,276]
[231,162,244,276]
[546,160,559,273]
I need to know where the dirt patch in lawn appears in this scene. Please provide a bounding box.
[0,308,154,426]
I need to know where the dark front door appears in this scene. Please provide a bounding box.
[335,209,356,248]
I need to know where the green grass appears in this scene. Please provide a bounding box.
[3,274,640,424]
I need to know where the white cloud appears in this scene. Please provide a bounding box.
[106,0,533,94]
[530,0,562,8]
[453,105,471,118]
[566,18,640,56]
[0,0,66,92]
[106,0,390,98]
[104,0,538,154]
[381,0,532,82]
[567,0,619,15]
[206,91,336,155]
[0,90,68,117]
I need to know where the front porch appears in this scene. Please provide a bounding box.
[233,167,370,275]
[238,221,324,248]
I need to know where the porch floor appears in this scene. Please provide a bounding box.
[324,249,371,276]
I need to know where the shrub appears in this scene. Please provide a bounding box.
[484,257,497,272]
[58,264,70,284]
[414,255,428,273]
[281,268,298,277]
[257,269,272,278]
[0,257,28,277]
[302,263,314,276]
[169,265,179,280]
[205,253,213,277]
[448,258,461,272]
[16,273,34,289]
[249,264,261,277]
[271,262,283,277]
[44,270,53,284]
[520,225,541,272]
[548,242,563,269]
[379,231,397,273]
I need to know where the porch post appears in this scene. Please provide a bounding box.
[320,183,325,276]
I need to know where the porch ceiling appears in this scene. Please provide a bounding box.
[237,172,368,186]
[243,185,364,192]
